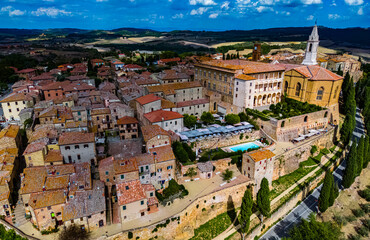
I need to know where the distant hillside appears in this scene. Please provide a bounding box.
[0,26,368,49]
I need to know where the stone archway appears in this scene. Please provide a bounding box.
[258,95,263,106]
[267,94,272,104]
[262,95,267,105]
[272,93,276,104]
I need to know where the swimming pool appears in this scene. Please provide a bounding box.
[229,142,260,152]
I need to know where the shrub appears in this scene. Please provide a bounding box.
[360,203,370,213]
[239,133,244,140]
[352,209,365,217]
[310,145,318,155]
[202,208,206,212]
[333,215,347,226]
[362,219,370,230]
[356,226,369,237]
[358,188,370,201]
[222,169,233,181]
[345,215,357,222]
[225,114,240,125]
[128,232,133,239]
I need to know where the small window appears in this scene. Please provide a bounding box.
[121,175,125,180]
[141,200,144,205]
[84,144,88,148]
[122,206,126,210]
[75,145,80,149]
[125,186,129,190]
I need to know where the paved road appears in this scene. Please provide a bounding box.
[260,108,364,240]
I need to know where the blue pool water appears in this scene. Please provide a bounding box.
[230,142,259,152]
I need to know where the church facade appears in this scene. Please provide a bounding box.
[282,24,343,124]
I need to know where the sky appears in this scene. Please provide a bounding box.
[0,0,368,31]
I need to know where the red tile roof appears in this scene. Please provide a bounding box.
[117,116,138,125]
[58,132,95,145]
[292,65,343,81]
[141,125,170,142]
[176,98,209,108]
[117,180,146,205]
[144,110,183,123]
[159,57,181,63]
[135,94,161,105]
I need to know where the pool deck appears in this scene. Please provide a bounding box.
[222,141,264,152]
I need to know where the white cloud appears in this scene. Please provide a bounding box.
[357,7,363,15]
[306,15,314,20]
[172,13,184,19]
[190,7,209,15]
[96,0,108,2]
[209,13,219,18]
[189,0,216,6]
[301,0,322,4]
[328,13,340,20]
[256,6,272,13]
[221,1,230,10]
[344,0,363,5]
[1,6,26,16]
[31,7,72,17]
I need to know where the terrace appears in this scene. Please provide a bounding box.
[178,122,254,142]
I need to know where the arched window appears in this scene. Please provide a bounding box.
[333,86,339,99]
[295,82,301,96]
[316,87,324,100]
[284,81,288,93]
[309,43,312,52]
[213,102,217,111]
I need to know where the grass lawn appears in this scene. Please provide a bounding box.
[190,210,236,240]
[270,157,319,200]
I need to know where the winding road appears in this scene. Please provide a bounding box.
[260,108,364,240]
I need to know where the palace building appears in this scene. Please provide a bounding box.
[194,60,285,114]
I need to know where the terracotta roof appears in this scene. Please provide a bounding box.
[159,57,181,63]
[29,190,66,209]
[0,184,10,201]
[135,153,155,166]
[161,99,176,109]
[136,94,161,105]
[117,116,138,125]
[17,68,36,73]
[63,82,96,92]
[147,81,201,95]
[141,125,170,142]
[44,175,70,190]
[91,108,111,115]
[197,161,213,172]
[235,74,256,81]
[291,65,343,81]
[149,145,175,163]
[42,81,71,91]
[199,60,285,74]
[148,196,158,206]
[247,149,275,162]
[99,81,115,91]
[0,125,20,139]
[0,92,33,103]
[113,158,138,174]
[176,98,209,108]
[144,110,183,123]
[124,64,144,69]
[58,132,94,145]
[45,150,63,163]
[142,184,155,192]
[117,180,146,205]
[62,180,105,221]
[23,138,48,155]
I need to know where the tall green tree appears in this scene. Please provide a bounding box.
[200,112,214,125]
[319,170,334,212]
[239,189,253,239]
[286,214,342,240]
[357,136,365,175]
[183,114,197,128]
[257,178,271,218]
[328,177,336,207]
[225,114,240,125]
[364,135,370,168]
[342,142,358,188]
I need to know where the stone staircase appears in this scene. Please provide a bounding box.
[13,199,28,227]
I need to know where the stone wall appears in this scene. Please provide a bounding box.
[258,109,329,142]
[106,180,250,240]
[190,130,261,151]
[272,126,335,180]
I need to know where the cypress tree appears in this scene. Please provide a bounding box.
[363,135,369,168]
[357,136,365,175]
[319,170,334,212]
[257,178,271,217]
[328,175,336,207]
[342,143,357,188]
[239,189,253,238]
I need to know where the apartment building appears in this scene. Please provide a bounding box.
[0,93,35,121]
[141,125,171,151]
[116,116,139,140]
[58,132,96,164]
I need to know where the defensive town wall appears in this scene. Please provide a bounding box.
[106,180,251,240]
[272,126,335,180]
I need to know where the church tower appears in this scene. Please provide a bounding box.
[302,23,319,66]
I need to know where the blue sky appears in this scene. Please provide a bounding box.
[0,0,368,30]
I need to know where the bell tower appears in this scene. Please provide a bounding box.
[302,23,319,66]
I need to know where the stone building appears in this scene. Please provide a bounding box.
[0,125,22,151]
[117,116,139,140]
[116,180,158,223]
[194,60,285,113]
[153,69,191,84]
[90,107,113,137]
[0,93,35,121]
[58,132,96,164]
[143,110,183,133]
[141,125,171,151]
[242,149,275,196]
